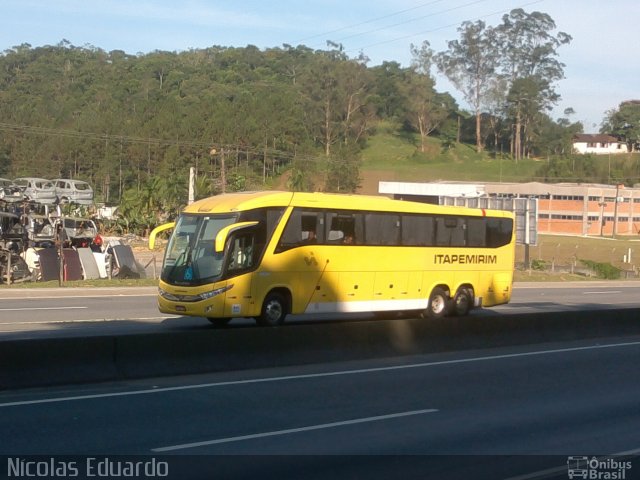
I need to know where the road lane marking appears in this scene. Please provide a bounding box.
[152,409,438,452]
[0,306,88,312]
[0,294,156,300]
[583,291,621,295]
[2,340,640,408]
[0,316,175,326]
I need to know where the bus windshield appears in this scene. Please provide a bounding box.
[161,213,237,286]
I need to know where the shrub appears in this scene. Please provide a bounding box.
[530,259,547,271]
[579,259,621,280]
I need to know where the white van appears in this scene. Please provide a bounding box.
[52,179,94,205]
[13,178,57,204]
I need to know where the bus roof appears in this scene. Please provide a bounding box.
[186,191,295,213]
[184,191,513,218]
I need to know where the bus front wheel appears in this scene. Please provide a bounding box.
[424,287,449,318]
[257,292,287,326]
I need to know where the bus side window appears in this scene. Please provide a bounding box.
[435,217,466,247]
[435,217,451,246]
[486,218,513,247]
[276,209,324,251]
[326,212,362,245]
[276,210,303,252]
[401,215,434,246]
[365,213,400,245]
[466,217,487,247]
[301,213,323,244]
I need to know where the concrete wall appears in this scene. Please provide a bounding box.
[2,309,640,390]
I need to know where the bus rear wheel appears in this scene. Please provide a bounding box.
[452,287,473,316]
[256,292,288,326]
[423,287,449,318]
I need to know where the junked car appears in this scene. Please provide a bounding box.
[0,211,28,252]
[13,177,57,205]
[0,211,31,283]
[23,213,56,247]
[52,179,94,205]
[57,216,101,249]
[0,178,24,203]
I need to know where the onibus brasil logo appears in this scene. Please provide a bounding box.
[567,456,632,479]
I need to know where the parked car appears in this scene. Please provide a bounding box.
[23,213,56,247]
[13,177,57,204]
[56,216,101,249]
[0,211,31,283]
[0,211,28,252]
[0,248,31,283]
[52,179,94,205]
[0,178,24,203]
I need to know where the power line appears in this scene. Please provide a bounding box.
[293,0,448,44]
[291,0,545,62]
[307,0,494,49]
[346,0,545,55]
[0,122,325,165]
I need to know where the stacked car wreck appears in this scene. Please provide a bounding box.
[0,178,144,284]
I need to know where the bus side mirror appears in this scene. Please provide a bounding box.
[214,221,259,253]
[149,222,175,249]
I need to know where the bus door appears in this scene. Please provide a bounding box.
[223,229,259,317]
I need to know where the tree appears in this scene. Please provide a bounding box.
[404,42,450,152]
[400,69,449,153]
[483,77,508,152]
[324,144,361,193]
[603,100,640,152]
[435,21,501,153]
[532,113,582,158]
[297,45,374,158]
[370,61,407,120]
[505,77,546,160]
[496,9,571,160]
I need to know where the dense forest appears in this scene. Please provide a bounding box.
[1,9,639,232]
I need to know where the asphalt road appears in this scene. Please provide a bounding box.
[1,336,639,479]
[1,282,640,339]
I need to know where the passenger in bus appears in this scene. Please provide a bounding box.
[302,229,317,244]
[342,233,354,244]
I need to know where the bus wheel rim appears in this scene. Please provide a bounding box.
[432,296,445,314]
[266,301,282,322]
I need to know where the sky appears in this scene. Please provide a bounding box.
[2,0,638,133]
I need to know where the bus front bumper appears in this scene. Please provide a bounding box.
[157,284,232,317]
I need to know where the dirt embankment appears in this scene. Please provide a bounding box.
[357,170,397,195]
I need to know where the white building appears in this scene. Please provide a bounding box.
[572,134,628,155]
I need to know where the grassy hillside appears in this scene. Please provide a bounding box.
[359,124,546,194]
[359,123,640,195]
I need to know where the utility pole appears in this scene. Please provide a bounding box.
[209,147,226,194]
[599,199,607,236]
[188,167,195,205]
[612,183,623,237]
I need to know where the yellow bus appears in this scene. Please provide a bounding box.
[154,191,515,326]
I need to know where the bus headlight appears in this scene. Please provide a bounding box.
[199,284,234,300]
[158,285,234,302]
